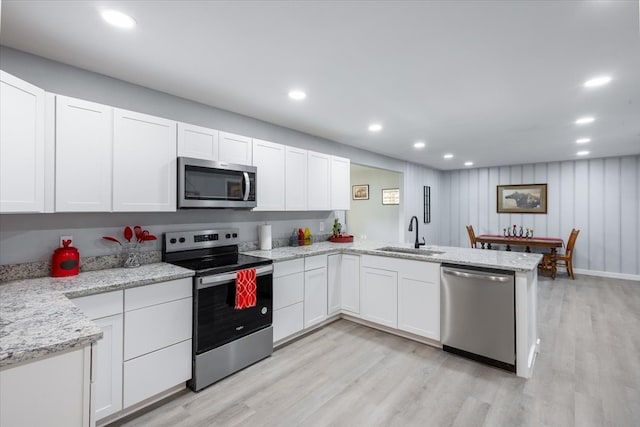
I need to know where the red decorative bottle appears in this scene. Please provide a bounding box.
[51,240,80,277]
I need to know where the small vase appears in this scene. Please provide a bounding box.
[123,244,141,268]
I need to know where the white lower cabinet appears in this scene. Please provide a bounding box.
[123,278,192,408]
[304,255,328,328]
[397,260,440,340]
[360,266,398,328]
[273,259,305,343]
[0,346,92,427]
[71,290,124,421]
[328,253,360,315]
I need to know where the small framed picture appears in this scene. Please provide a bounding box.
[352,184,369,200]
[382,188,400,205]
[497,184,547,214]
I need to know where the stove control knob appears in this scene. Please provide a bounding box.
[232,233,238,238]
[170,238,177,244]
[225,233,231,239]
[179,237,186,243]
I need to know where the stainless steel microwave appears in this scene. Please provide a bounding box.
[178,157,256,209]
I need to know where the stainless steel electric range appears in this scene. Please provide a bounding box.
[162,228,273,392]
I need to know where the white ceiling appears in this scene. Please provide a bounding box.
[1,1,639,170]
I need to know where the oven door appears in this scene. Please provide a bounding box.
[194,265,272,354]
[178,157,256,209]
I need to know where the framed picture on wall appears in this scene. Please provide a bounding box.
[497,183,547,214]
[352,184,369,200]
[382,188,400,205]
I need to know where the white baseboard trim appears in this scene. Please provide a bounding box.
[574,268,640,282]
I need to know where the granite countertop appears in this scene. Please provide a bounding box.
[245,239,543,272]
[0,263,194,368]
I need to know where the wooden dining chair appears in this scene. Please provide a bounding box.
[540,228,580,279]
[466,225,478,248]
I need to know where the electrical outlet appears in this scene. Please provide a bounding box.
[60,235,73,247]
[319,222,325,232]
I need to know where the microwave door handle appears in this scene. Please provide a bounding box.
[242,172,250,201]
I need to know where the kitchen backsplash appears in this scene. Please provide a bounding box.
[0,233,332,283]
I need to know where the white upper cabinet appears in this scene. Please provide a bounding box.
[330,155,350,210]
[219,131,252,165]
[177,122,219,161]
[285,146,308,211]
[252,138,285,211]
[0,71,45,213]
[55,95,113,212]
[112,108,177,212]
[307,150,331,210]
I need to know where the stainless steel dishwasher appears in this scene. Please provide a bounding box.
[440,264,516,372]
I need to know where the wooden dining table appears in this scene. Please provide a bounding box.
[475,234,564,278]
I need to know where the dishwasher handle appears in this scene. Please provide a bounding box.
[442,267,512,282]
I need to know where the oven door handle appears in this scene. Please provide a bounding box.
[196,265,273,289]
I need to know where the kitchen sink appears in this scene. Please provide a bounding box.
[376,246,445,256]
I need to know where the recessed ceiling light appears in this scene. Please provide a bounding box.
[575,116,595,125]
[101,10,136,29]
[443,154,454,159]
[288,90,306,100]
[584,76,612,88]
[577,150,590,156]
[464,161,473,166]
[413,141,425,149]
[576,138,591,144]
[368,123,382,132]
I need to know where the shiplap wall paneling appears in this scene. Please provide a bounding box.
[488,168,500,237]
[588,159,605,271]
[545,163,560,239]
[477,168,489,237]
[442,155,639,276]
[573,160,590,269]
[603,158,621,273]
[620,156,638,274]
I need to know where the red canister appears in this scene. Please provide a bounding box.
[51,240,80,277]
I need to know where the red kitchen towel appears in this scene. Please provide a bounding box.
[235,268,257,309]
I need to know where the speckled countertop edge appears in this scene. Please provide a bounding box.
[244,240,543,272]
[0,263,194,368]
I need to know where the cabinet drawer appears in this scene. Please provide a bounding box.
[273,271,304,310]
[123,339,191,408]
[124,297,192,360]
[274,258,304,278]
[72,290,123,320]
[273,302,303,343]
[305,254,327,271]
[125,278,191,312]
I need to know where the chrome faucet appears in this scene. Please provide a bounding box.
[408,216,426,249]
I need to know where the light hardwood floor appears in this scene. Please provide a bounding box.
[118,274,640,427]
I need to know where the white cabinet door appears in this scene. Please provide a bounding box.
[0,71,45,213]
[93,314,123,420]
[219,131,252,165]
[397,261,440,340]
[177,122,218,160]
[113,109,177,211]
[55,95,113,212]
[304,267,328,328]
[252,138,285,211]
[341,254,361,314]
[273,271,304,311]
[330,155,350,210]
[273,302,304,343]
[327,254,341,315]
[361,267,398,328]
[0,347,90,427]
[285,146,307,211]
[307,150,331,210]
